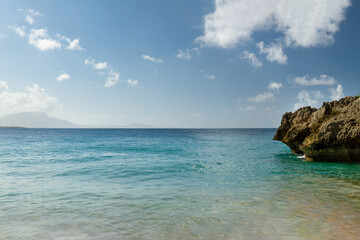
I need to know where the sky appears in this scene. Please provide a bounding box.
[0,0,359,128]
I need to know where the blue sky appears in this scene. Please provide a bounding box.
[0,0,359,127]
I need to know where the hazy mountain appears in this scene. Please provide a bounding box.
[0,112,79,128]
[0,112,158,128]
[83,123,157,128]
[123,123,157,128]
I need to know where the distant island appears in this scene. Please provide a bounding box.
[0,112,78,128]
[274,96,360,162]
[0,112,156,129]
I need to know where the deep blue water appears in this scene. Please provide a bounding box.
[0,129,359,239]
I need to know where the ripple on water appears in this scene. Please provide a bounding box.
[0,129,359,240]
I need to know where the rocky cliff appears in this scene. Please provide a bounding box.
[273,96,360,162]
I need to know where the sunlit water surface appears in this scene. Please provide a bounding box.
[0,129,359,240]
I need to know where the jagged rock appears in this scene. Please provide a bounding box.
[273,96,360,162]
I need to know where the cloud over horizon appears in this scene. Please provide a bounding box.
[0,81,61,117]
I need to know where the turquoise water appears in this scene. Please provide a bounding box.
[0,129,359,240]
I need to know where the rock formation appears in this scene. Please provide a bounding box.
[273,96,360,162]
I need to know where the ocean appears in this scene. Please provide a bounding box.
[0,128,359,240]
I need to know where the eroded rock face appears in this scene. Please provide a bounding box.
[273,96,360,162]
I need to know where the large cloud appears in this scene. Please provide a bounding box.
[197,0,351,48]
[0,81,61,117]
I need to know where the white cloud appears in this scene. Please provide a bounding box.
[127,79,139,87]
[84,58,108,70]
[242,51,262,67]
[294,90,318,110]
[0,81,61,117]
[176,48,199,60]
[28,28,61,51]
[10,20,83,52]
[257,42,287,64]
[105,69,120,88]
[25,15,34,25]
[19,8,42,25]
[141,55,163,63]
[312,91,324,99]
[56,34,84,51]
[268,81,282,91]
[56,72,70,82]
[248,92,274,103]
[329,84,344,100]
[197,0,351,49]
[203,74,216,80]
[239,105,256,111]
[94,62,108,70]
[65,38,83,50]
[196,0,273,48]
[85,58,121,87]
[294,74,336,86]
[84,58,94,65]
[0,81,9,92]
[8,25,26,37]
[278,1,351,48]
[176,50,191,60]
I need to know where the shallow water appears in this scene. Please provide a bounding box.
[0,129,359,240]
